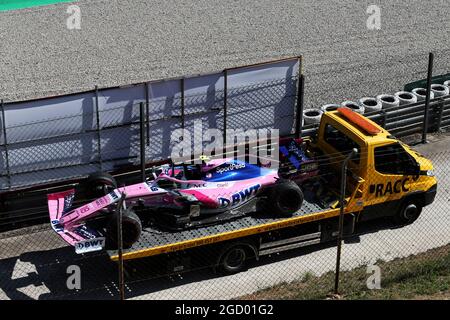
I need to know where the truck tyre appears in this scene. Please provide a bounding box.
[107,208,142,249]
[376,94,400,109]
[217,245,249,275]
[395,91,417,105]
[268,180,304,216]
[394,199,422,226]
[358,97,382,113]
[86,172,117,198]
[303,109,323,125]
[412,88,434,101]
[431,84,449,97]
[341,101,364,114]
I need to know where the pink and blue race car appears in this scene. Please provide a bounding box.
[47,138,319,253]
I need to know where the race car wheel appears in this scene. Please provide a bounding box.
[268,181,304,216]
[107,208,142,249]
[394,199,422,226]
[86,172,117,198]
[218,245,248,275]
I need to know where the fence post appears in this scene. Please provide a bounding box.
[422,52,434,144]
[145,82,150,146]
[139,102,146,182]
[0,100,11,189]
[223,69,228,157]
[380,109,387,128]
[117,192,126,300]
[295,74,305,138]
[180,78,185,129]
[334,148,358,295]
[94,86,103,170]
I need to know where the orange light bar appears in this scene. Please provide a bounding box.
[337,107,382,135]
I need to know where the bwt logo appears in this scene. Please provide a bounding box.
[218,184,261,208]
[76,238,104,250]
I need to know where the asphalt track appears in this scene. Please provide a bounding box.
[0,0,449,108]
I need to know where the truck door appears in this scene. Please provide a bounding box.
[364,142,419,213]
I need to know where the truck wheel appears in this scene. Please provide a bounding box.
[218,245,249,275]
[268,181,304,216]
[394,199,422,226]
[107,208,142,249]
[86,172,117,198]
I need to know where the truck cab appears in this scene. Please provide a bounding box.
[312,107,437,224]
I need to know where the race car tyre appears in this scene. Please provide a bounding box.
[393,198,422,226]
[86,172,117,198]
[107,208,142,249]
[268,180,304,216]
[412,88,434,101]
[303,109,323,125]
[431,84,449,97]
[395,91,417,105]
[376,94,399,109]
[321,104,340,113]
[341,101,364,114]
[358,97,382,113]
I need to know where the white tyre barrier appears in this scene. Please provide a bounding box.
[320,104,340,113]
[358,97,382,113]
[341,101,365,114]
[412,88,434,101]
[395,91,417,105]
[431,84,449,97]
[376,94,400,109]
[303,108,323,125]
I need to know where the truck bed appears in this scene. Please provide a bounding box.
[107,196,339,261]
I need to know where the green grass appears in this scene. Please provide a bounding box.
[0,0,75,11]
[240,244,450,300]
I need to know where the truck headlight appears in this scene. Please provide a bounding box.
[426,170,434,177]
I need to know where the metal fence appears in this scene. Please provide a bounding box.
[0,148,447,300]
[1,53,450,301]
[0,74,299,193]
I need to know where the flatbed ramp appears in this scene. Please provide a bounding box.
[108,198,340,261]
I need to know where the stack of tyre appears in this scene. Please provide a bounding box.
[399,80,450,104]
[303,80,450,126]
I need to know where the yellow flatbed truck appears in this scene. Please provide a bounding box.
[107,108,437,275]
